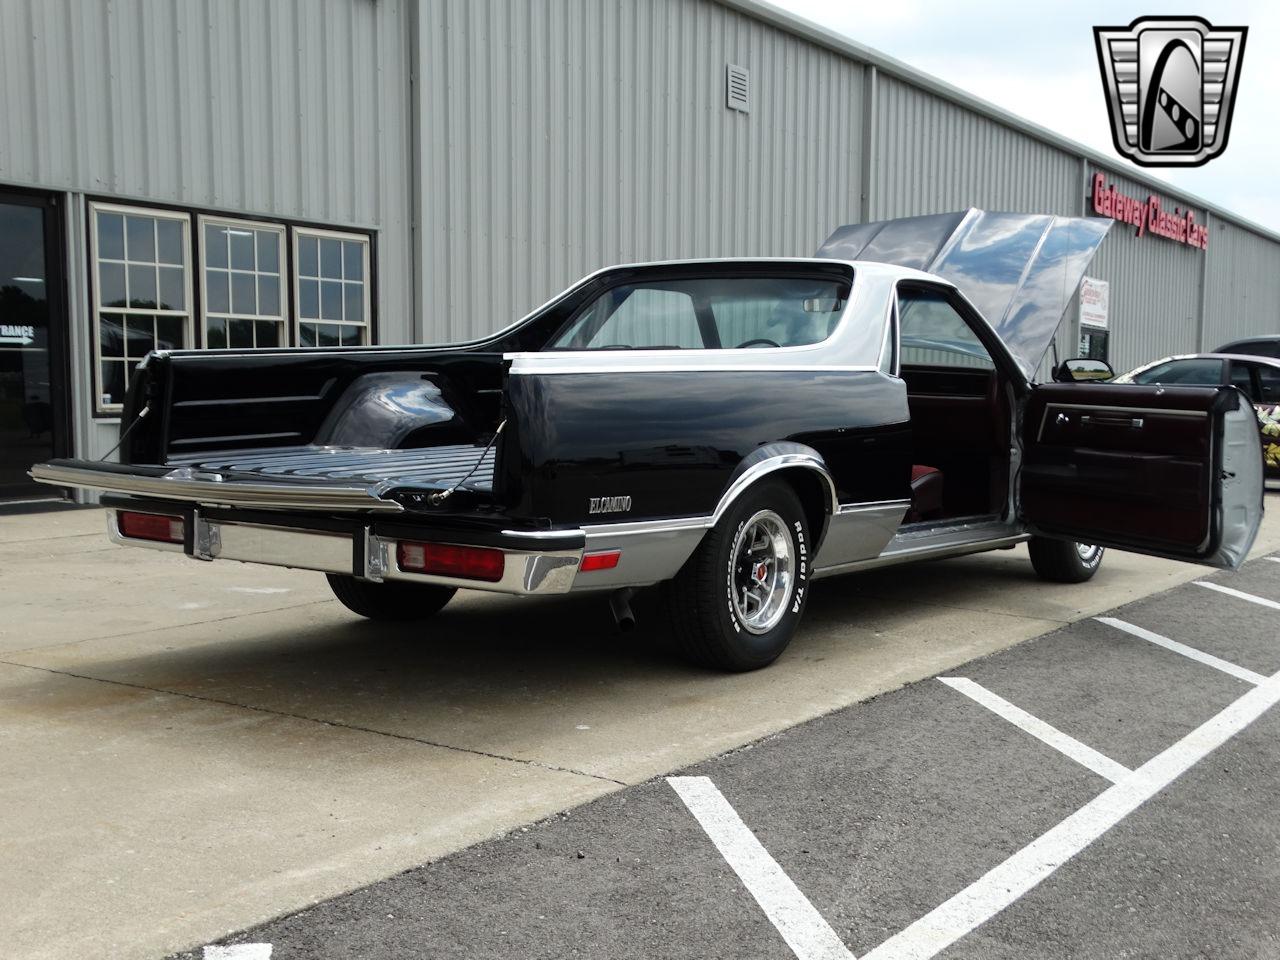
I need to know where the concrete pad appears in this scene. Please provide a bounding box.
[0,661,611,960]
[0,510,330,653]
[2,503,1278,958]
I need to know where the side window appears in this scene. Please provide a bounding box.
[1131,359,1224,385]
[897,287,994,370]
[559,287,703,349]
[1229,362,1259,401]
[1255,365,1280,403]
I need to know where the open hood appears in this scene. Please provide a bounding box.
[817,209,1111,379]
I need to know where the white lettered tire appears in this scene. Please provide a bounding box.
[1028,537,1105,583]
[663,478,811,670]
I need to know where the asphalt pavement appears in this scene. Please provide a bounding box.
[182,552,1280,960]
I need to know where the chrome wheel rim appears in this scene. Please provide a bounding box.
[730,510,794,635]
[1076,542,1102,563]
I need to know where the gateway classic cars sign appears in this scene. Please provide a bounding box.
[1091,172,1209,251]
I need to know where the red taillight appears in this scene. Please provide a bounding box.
[396,541,505,582]
[118,510,185,544]
[579,550,621,572]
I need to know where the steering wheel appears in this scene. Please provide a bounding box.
[736,338,780,349]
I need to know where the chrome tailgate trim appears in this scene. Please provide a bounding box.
[30,462,406,513]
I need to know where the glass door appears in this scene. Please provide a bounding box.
[0,190,68,502]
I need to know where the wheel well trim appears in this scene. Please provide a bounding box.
[711,445,839,543]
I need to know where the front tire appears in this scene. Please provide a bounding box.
[326,574,456,621]
[1028,537,1104,583]
[663,479,811,671]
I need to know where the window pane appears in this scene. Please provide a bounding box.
[156,315,185,350]
[550,276,849,350]
[101,362,125,406]
[257,274,280,316]
[898,289,994,370]
[158,266,185,311]
[98,212,125,260]
[1257,365,1280,402]
[126,215,155,262]
[127,264,157,308]
[124,316,155,358]
[255,320,281,347]
[206,317,226,349]
[343,241,364,281]
[256,230,279,272]
[299,279,319,319]
[156,219,183,265]
[231,272,256,315]
[320,238,342,279]
[317,323,341,347]
[100,314,125,357]
[99,262,127,307]
[299,323,317,347]
[320,281,342,320]
[343,282,363,323]
[229,229,254,270]
[1132,359,1223,385]
[228,318,254,348]
[205,224,229,268]
[1229,364,1257,400]
[206,269,230,314]
[341,324,364,346]
[298,236,318,277]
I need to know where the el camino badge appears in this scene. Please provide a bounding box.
[589,496,632,515]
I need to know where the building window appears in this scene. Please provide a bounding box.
[91,203,193,412]
[294,227,370,346]
[200,217,287,349]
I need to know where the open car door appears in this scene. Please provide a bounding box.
[1021,383,1264,569]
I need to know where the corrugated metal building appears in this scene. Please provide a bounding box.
[2,0,1277,503]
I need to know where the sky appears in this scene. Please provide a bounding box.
[769,0,1276,228]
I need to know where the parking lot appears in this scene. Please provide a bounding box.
[4,505,1280,960]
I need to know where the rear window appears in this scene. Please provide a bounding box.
[1217,339,1280,359]
[548,276,850,350]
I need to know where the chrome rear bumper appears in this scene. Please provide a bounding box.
[106,508,583,596]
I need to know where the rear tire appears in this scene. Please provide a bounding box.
[326,574,456,621]
[663,479,811,671]
[1028,537,1104,583]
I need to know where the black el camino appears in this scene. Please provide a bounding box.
[33,210,1266,671]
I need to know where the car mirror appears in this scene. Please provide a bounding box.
[1054,357,1114,382]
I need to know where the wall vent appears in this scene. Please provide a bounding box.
[726,64,750,113]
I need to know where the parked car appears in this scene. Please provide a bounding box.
[1213,336,1280,359]
[32,210,1265,671]
[1114,353,1280,479]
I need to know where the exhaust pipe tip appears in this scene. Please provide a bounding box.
[609,588,637,632]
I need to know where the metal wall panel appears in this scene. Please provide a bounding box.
[0,0,414,340]
[1202,218,1280,351]
[1086,167,1206,373]
[415,0,866,342]
[871,76,1079,221]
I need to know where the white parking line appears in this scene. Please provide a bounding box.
[203,946,272,960]
[938,677,1130,783]
[1096,617,1267,685]
[668,776,855,960]
[862,667,1280,960]
[1268,557,1280,564]
[1195,581,1280,611]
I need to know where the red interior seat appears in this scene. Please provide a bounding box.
[908,464,944,522]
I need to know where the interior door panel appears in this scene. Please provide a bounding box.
[1021,383,1263,567]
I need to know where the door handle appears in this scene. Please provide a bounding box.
[1080,414,1144,429]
